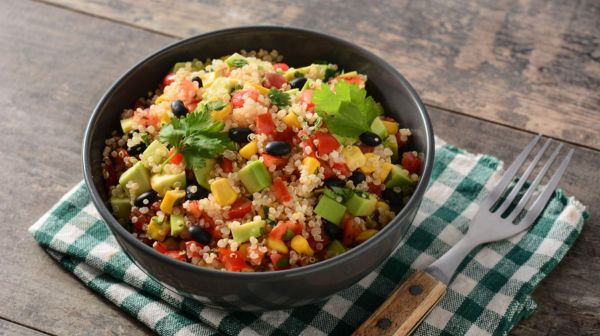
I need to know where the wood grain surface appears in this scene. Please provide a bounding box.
[43,0,600,151]
[0,0,598,335]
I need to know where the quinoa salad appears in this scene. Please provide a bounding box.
[102,49,422,272]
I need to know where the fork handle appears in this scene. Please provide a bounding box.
[353,271,447,336]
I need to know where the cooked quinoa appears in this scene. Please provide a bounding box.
[102,50,423,272]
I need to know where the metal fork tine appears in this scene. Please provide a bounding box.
[495,139,551,215]
[517,149,574,229]
[507,143,563,222]
[482,134,541,208]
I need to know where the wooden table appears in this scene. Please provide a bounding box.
[1,0,598,334]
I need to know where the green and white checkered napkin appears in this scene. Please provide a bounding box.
[30,140,588,336]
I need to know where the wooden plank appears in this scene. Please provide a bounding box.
[0,319,50,336]
[41,0,600,150]
[0,0,597,335]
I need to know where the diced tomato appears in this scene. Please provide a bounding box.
[315,132,339,155]
[186,99,199,113]
[153,241,169,254]
[226,197,253,219]
[359,144,375,154]
[164,250,187,261]
[299,89,314,112]
[218,248,246,272]
[185,241,203,259]
[262,153,288,169]
[401,152,421,174]
[263,72,287,89]
[273,127,295,145]
[396,132,407,150]
[168,148,184,165]
[299,138,317,158]
[231,90,259,108]
[368,183,384,196]
[342,215,362,247]
[133,108,160,128]
[332,162,351,177]
[221,157,233,173]
[270,253,290,269]
[187,200,202,218]
[269,221,303,240]
[335,75,365,86]
[321,163,335,179]
[246,245,266,266]
[256,113,276,135]
[162,72,176,87]
[273,63,289,72]
[272,177,292,203]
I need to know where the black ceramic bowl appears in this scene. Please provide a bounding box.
[83,26,434,311]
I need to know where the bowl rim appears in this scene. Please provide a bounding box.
[83,25,434,280]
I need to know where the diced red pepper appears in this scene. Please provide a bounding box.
[273,127,295,145]
[168,148,184,165]
[315,132,340,155]
[153,241,169,254]
[273,63,289,72]
[187,200,202,218]
[256,113,276,135]
[321,163,335,179]
[226,197,253,220]
[335,75,364,86]
[272,177,292,203]
[395,132,407,150]
[221,157,233,173]
[342,215,362,247]
[359,144,375,154]
[368,183,384,196]
[299,90,314,112]
[401,152,421,174]
[186,100,199,113]
[231,89,259,108]
[332,162,352,177]
[299,138,317,158]
[162,72,176,87]
[218,248,246,272]
[133,108,160,128]
[263,73,287,89]
[185,241,203,259]
[164,250,187,261]
[262,153,288,169]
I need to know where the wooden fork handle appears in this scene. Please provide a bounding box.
[353,271,447,336]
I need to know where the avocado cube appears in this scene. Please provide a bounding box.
[120,118,133,134]
[170,214,185,237]
[150,171,186,197]
[224,53,247,67]
[344,192,377,217]
[384,135,399,162]
[385,164,416,191]
[204,77,239,101]
[119,161,151,199]
[314,195,346,225]
[141,140,169,167]
[109,195,132,224]
[193,159,216,190]
[326,240,347,258]
[239,160,272,194]
[370,118,388,139]
[147,216,170,241]
[231,219,266,243]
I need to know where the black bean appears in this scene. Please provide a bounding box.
[189,226,212,245]
[265,141,291,156]
[128,142,147,156]
[191,76,203,87]
[382,189,403,207]
[324,177,345,188]
[289,77,307,90]
[360,131,382,147]
[171,100,188,118]
[186,184,209,201]
[350,171,366,185]
[134,191,158,208]
[228,127,253,143]
[324,221,343,240]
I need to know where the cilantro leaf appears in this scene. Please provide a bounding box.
[158,109,231,167]
[313,81,380,138]
[268,88,290,108]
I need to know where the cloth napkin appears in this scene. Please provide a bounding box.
[29,140,588,336]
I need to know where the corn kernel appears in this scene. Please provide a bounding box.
[360,153,380,174]
[355,229,379,243]
[302,157,320,174]
[382,120,399,135]
[377,162,393,181]
[211,102,232,121]
[155,94,167,104]
[290,235,314,256]
[376,201,390,211]
[239,140,258,159]
[159,189,186,214]
[247,82,270,95]
[147,216,169,241]
[267,238,289,254]
[283,112,301,129]
[160,110,171,124]
[200,71,218,88]
[210,178,238,206]
[342,146,366,171]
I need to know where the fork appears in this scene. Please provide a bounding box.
[354,135,574,336]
